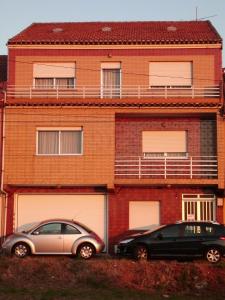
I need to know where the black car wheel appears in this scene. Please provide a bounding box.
[134,245,148,261]
[13,242,30,258]
[78,243,95,259]
[205,248,221,263]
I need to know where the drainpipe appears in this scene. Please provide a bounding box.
[0,91,8,243]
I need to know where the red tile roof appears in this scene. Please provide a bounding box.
[6,97,221,108]
[8,21,222,46]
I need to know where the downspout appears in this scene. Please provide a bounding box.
[1,91,8,243]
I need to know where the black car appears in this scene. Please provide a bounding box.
[116,221,225,263]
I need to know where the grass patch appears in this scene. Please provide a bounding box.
[0,256,225,299]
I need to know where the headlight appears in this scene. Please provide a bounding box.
[120,238,134,244]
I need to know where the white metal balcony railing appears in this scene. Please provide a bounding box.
[6,85,221,99]
[115,156,218,179]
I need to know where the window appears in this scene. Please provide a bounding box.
[37,128,82,155]
[63,224,80,235]
[149,62,192,87]
[182,194,216,221]
[35,78,74,88]
[34,223,62,235]
[154,225,180,238]
[33,63,75,88]
[142,131,187,158]
[101,62,121,98]
[183,225,202,237]
[205,226,215,236]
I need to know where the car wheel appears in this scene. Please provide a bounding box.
[13,243,30,258]
[134,245,148,261]
[78,243,95,259]
[205,248,221,263]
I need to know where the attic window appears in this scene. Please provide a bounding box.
[167,26,177,32]
[52,28,63,33]
[101,26,112,32]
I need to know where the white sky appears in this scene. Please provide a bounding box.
[0,0,224,64]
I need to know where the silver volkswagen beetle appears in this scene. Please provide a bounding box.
[2,219,105,259]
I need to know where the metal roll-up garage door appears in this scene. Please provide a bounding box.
[129,201,160,230]
[15,194,107,243]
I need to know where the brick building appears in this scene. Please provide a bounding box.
[2,21,224,251]
[0,55,7,239]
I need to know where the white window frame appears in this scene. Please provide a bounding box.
[36,127,83,156]
[143,152,188,159]
[182,194,216,221]
[100,62,122,98]
[33,77,75,89]
[33,62,76,89]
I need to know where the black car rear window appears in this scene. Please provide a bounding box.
[201,224,224,236]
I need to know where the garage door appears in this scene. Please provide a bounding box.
[15,194,107,242]
[129,201,160,230]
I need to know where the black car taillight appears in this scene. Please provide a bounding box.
[219,236,225,240]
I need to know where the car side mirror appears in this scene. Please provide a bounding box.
[33,231,40,235]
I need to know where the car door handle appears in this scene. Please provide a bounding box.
[57,236,63,239]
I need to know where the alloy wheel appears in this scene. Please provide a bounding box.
[136,245,148,260]
[206,248,221,263]
[79,244,94,259]
[14,244,29,258]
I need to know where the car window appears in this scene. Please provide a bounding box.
[203,225,224,236]
[153,225,180,238]
[183,225,202,237]
[63,224,80,234]
[204,225,216,235]
[34,223,62,235]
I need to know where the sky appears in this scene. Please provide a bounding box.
[0,0,224,64]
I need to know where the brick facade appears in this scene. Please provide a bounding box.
[4,107,115,187]
[8,48,221,87]
[116,116,199,157]
[108,186,223,251]
[2,21,224,250]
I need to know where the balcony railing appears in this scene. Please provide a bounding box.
[6,85,221,99]
[115,156,218,179]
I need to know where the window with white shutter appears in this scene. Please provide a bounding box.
[142,131,187,158]
[149,62,192,87]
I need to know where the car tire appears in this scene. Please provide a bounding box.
[78,243,95,259]
[13,242,30,258]
[205,248,221,263]
[134,245,148,261]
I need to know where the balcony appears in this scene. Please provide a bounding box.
[115,156,218,179]
[6,85,221,99]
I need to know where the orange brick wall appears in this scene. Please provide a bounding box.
[217,114,225,189]
[4,106,221,188]
[4,107,115,187]
[8,47,221,87]
[13,55,215,87]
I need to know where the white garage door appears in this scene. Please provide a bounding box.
[15,194,107,242]
[129,201,160,230]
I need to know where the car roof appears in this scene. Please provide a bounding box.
[175,220,221,225]
[38,218,75,223]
